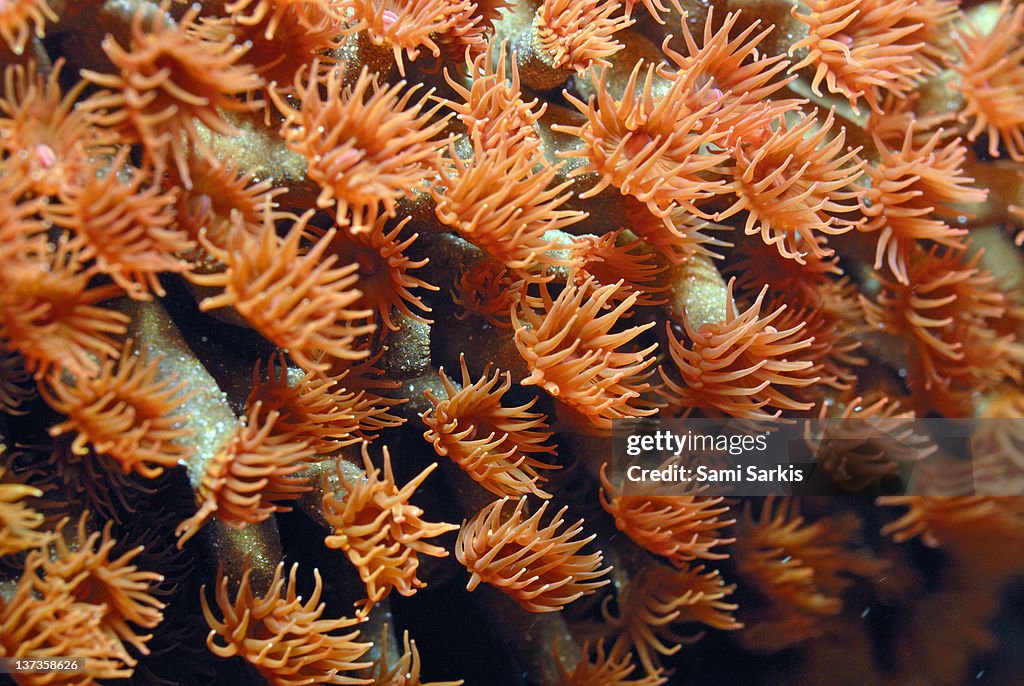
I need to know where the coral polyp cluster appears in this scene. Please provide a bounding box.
[1,0,1023,683]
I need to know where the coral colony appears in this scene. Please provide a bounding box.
[1,0,1023,684]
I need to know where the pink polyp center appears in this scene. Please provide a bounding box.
[34,144,57,169]
[333,148,362,170]
[700,87,724,112]
[692,72,724,110]
[356,250,380,276]
[743,124,771,148]
[190,194,214,218]
[381,10,399,30]
[624,132,653,158]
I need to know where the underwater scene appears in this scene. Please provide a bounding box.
[0,0,1023,684]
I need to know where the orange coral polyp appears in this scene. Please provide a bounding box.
[765,287,864,392]
[660,280,817,421]
[455,496,610,612]
[216,0,346,84]
[556,640,664,686]
[247,352,365,455]
[858,126,985,284]
[534,0,632,74]
[861,246,1009,391]
[879,496,1024,547]
[175,402,315,545]
[812,395,933,491]
[556,62,730,214]
[202,561,372,686]
[273,64,450,224]
[32,516,165,659]
[422,355,559,499]
[0,0,56,55]
[343,0,470,75]
[45,154,192,299]
[327,216,437,331]
[0,239,129,380]
[952,0,1024,162]
[42,343,193,479]
[322,444,457,615]
[442,44,546,153]
[451,261,524,328]
[735,497,885,617]
[441,0,515,64]
[599,464,735,565]
[190,206,375,374]
[0,59,114,198]
[173,157,287,253]
[568,229,668,308]
[602,564,741,676]
[0,554,133,681]
[788,0,934,114]
[513,277,658,432]
[660,10,798,135]
[717,110,863,264]
[81,3,263,188]
[434,135,585,274]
